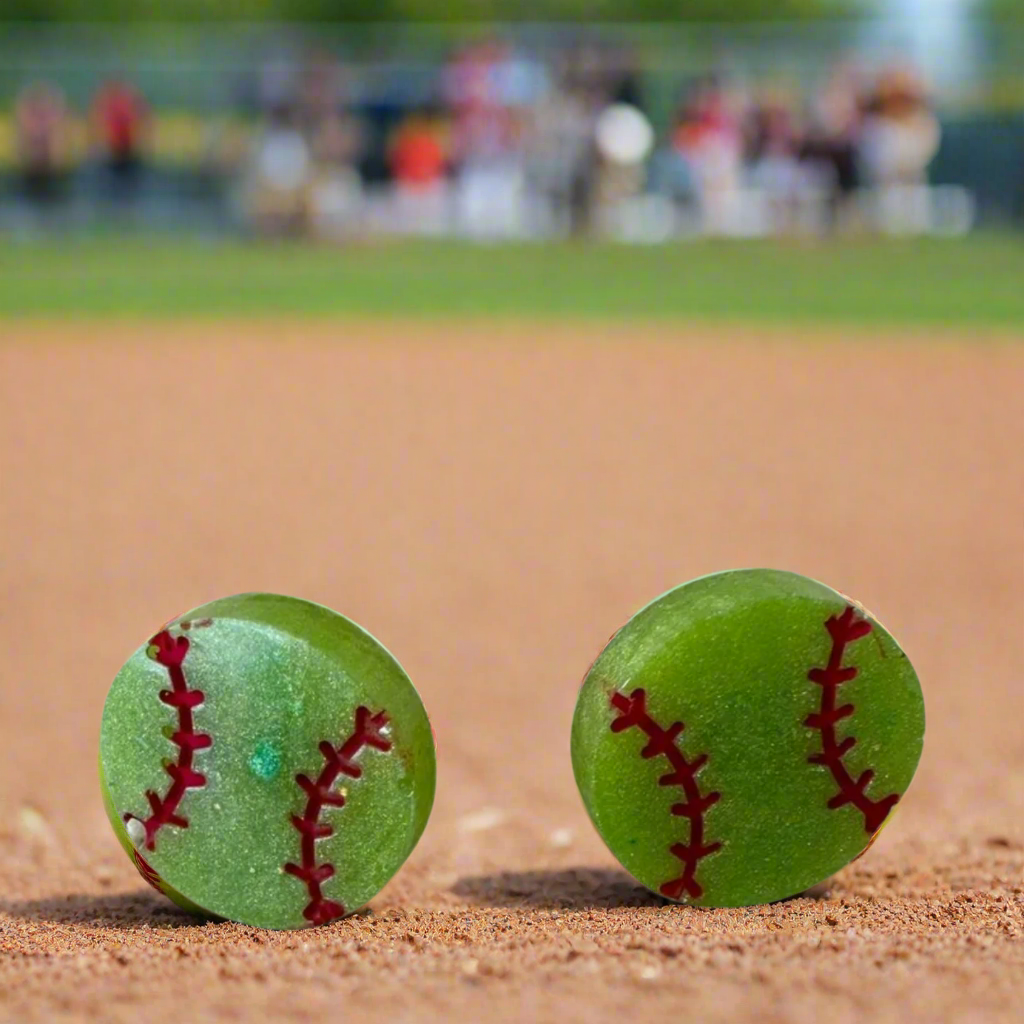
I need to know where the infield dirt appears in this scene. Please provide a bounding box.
[1,322,1021,1024]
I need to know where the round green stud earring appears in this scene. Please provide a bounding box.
[571,569,925,907]
[99,593,436,929]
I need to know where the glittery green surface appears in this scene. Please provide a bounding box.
[99,593,436,929]
[571,569,925,907]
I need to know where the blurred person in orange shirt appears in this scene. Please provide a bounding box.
[390,112,448,190]
[387,108,451,235]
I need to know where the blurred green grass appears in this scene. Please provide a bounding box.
[1,235,1023,326]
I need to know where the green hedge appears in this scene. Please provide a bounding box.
[0,0,854,25]
[987,0,1024,22]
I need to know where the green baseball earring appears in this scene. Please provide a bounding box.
[571,568,925,907]
[99,592,436,929]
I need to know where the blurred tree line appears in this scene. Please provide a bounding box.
[0,0,856,24]
[986,0,1023,22]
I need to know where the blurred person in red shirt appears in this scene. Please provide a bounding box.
[443,38,543,239]
[91,78,149,187]
[671,76,744,235]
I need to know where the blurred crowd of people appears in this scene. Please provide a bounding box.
[237,41,643,239]
[8,40,961,239]
[655,61,945,236]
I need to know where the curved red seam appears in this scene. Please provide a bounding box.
[131,849,165,893]
[805,605,899,834]
[284,706,392,926]
[125,630,211,851]
[610,689,721,900]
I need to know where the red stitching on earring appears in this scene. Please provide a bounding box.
[610,689,721,900]
[284,706,392,926]
[124,630,211,851]
[131,849,166,893]
[805,606,899,834]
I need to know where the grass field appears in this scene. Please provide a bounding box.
[1,234,1023,326]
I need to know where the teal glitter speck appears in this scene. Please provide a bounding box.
[249,741,282,781]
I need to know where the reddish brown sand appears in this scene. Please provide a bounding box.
[1,323,1021,1024]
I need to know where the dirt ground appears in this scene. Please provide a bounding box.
[0,322,1021,1024]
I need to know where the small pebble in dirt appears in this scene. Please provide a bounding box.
[550,828,573,848]
[457,808,506,833]
[17,805,52,845]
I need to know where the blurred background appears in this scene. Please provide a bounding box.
[1,0,1021,244]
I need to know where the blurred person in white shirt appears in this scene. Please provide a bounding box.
[860,64,941,233]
